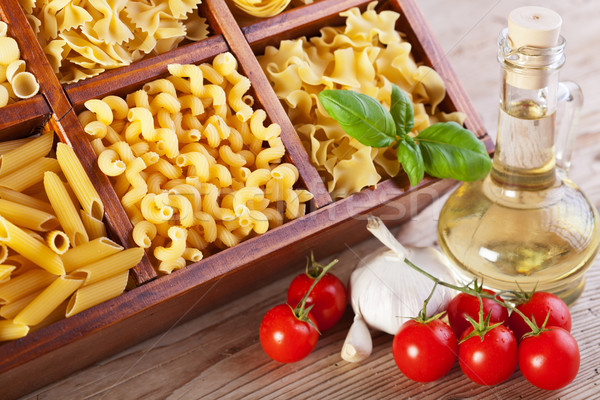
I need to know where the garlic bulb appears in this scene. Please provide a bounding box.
[341,216,457,363]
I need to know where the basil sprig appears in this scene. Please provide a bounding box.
[318,85,491,186]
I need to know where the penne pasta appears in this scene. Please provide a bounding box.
[0,157,60,192]
[0,186,54,214]
[66,271,128,317]
[56,143,104,220]
[61,237,124,273]
[70,247,144,285]
[0,198,59,232]
[46,230,70,254]
[14,275,84,326]
[44,171,89,247]
[0,269,57,304]
[80,210,107,240]
[0,264,15,283]
[0,216,65,276]
[0,133,53,177]
[0,320,29,341]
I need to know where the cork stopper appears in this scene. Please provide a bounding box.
[508,6,562,49]
[505,6,563,89]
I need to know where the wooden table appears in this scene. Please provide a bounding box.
[25,0,600,398]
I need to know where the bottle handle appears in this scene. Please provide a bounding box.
[555,81,583,172]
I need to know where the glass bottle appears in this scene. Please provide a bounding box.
[437,7,600,305]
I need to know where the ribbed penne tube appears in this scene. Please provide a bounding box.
[56,143,104,220]
[46,230,70,255]
[44,171,89,247]
[0,290,40,319]
[0,198,59,231]
[70,247,143,285]
[80,210,107,240]
[66,271,129,317]
[0,131,53,177]
[0,264,16,283]
[4,255,36,276]
[0,269,57,304]
[61,237,124,273]
[0,320,29,341]
[0,157,60,192]
[0,186,53,214]
[0,216,65,276]
[0,244,7,264]
[14,275,84,326]
[0,137,34,154]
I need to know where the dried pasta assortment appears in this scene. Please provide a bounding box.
[0,131,144,341]
[258,1,465,199]
[0,20,40,107]
[79,51,313,275]
[18,0,210,84]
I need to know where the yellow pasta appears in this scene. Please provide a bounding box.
[14,275,83,326]
[46,230,70,254]
[0,265,15,284]
[0,132,54,177]
[44,171,89,247]
[56,143,104,220]
[61,237,124,273]
[80,210,108,240]
[0,198,59,232]
[154,226,187,262]
[70,247,144,285]
[258,2,464,198]
[0,269,57,304]
[66,271,129,317]
[0,320,29,341]
[0,157,60,192]
[0,37,20,65]
[11,71,40,99]
[0,216,65,276]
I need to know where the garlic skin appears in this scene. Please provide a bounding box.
[341,216,457,362]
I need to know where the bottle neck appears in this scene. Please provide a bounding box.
[490,30,565,189]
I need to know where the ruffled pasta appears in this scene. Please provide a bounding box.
[20,0,210,84]
[258,1,465,199]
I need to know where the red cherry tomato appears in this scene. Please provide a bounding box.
[259,304,319,363]
[392,319,458,382]
[287,272,347,331]
[519,327,580,390]
[458,324,517,386]
[508,292,571,342]
[447,289,509,338]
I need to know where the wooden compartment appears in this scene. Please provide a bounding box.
[0,0,492,398]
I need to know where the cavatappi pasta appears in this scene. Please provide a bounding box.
[0,20,40,107]
[0,131,144,341]
[79,51,313,275]
[258,1,466,199]
[18,0,210,84]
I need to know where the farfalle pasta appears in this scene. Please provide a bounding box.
[0,20,40,107]
[19,0,210,84]
[258,1,465,199]
[79,52,313,275]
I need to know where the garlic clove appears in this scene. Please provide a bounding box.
[341,314,372,363]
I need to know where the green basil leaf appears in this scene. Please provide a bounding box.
[417,122,492,181]
[397,135,424,187]
[390,84,414,137]
[318,90,395,148]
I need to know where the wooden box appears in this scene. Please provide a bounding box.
[0,0,491,398]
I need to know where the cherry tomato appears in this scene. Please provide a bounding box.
[458,325,517,386]
[519,327,580,390]
[508,292,571,342]
[447,289,509,338]
[287,272,347,331]
[259,304,319,363]
[392,319,458,382]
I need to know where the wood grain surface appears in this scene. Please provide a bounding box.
[24,0,600,399]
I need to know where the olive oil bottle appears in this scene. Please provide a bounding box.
[437,7,600,305]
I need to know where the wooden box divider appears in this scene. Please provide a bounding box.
[0,0,492,398]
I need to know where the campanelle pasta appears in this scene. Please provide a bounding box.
[258,1,466,199]
[0,130,144,341]
[81,52,312,274]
